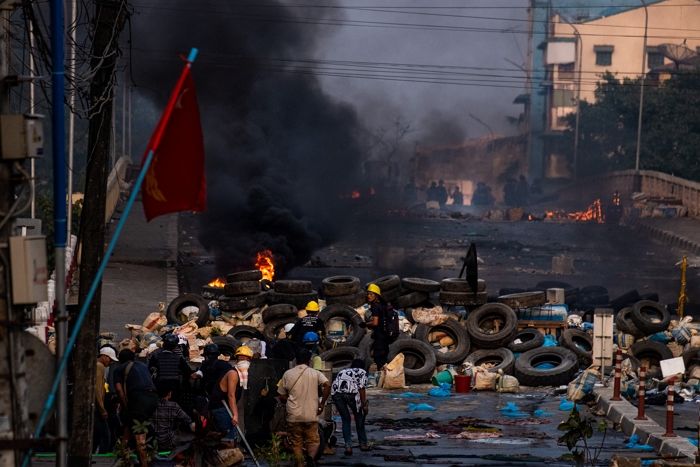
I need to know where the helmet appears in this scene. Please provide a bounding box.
[235,346,254,359]
[367,283,381,296]
[283,323,295,333]
[203,343,220,356]
[162,333,179,350]
[305,301,320,312]
[302,331,320,344]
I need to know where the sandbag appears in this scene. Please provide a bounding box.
[496,370,519,393]
[381,353,407,389]
[667,341,684,358]
[142,302,167,332]
[672,326,692,345]
[689,365,700,380]
[567,365,600,402]
[617,333,635,350]
[411,306,449,326]
[691,335,700,349]
[473,365,498,391]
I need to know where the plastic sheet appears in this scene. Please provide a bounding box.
[542,334,558,347]
[533,409,552,417]
[407,403,436,412]
[558,398,583,411]
[394,392,424,399]
[428,383,452,398]
[499,402,528,418]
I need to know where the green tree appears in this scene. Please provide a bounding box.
[566,70,700,180]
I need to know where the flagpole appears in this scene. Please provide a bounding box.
[21,47,198,467]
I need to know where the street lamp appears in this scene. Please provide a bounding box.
[634,0,649,174]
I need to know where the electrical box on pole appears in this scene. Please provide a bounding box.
[0,114,44,160]
[9,235,48,304]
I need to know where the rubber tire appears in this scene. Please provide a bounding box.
[610,290,641,311]
[371,275,401,291]
[465,303,518,349]
[580,285,609,296]
[395,291,430,309]
[401,277,441,293]
[388,339,437,384]
[263,317,298,342]
[325,291,366,308]
[439,291,487,306]
[267,291,318,309]
[508,328,545,353]
[262,304,298,324]
[318,304,366,348]
[228,325,265,343]
[514,347,579,387]
[211,335,241,357]
[464,348,515,375]
[559,329,593,364]
[535,280,572,290]
[615,307,643,337]
[498,291,546,308]
[631,300,671,335]
[414,319,471,364]
[639,293,659,302]
[630,340,673,379]
[219,293,267,312]
[322,276,361,297]
[274,280,313,294]
[227,270,262,282]
[683,349,700,368]
[166,293,210,327]
[441,278,486,293]
[224,281,261,296]
[320,347,362,371]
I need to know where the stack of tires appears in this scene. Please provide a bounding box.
[166,293,210,327]
[260,304,299,342]
[218,270,267,315]
[268,280,318,310]
[321,276,364,307]
[370,275,402,303]
[439,278,487,307]
[394,277,440,309]
[462,303,518,376]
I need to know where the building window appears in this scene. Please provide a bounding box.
[559,62,575,80]
[552,88,575,107]
[647,49,664,69]
[594,45,614,66]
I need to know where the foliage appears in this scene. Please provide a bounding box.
[255,433,290,466]
[557,406,608,467]
[564,70,700,180]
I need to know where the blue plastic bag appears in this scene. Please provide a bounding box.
[582,322,594,332]
[428,383,452,398]
[649,332,671,344]
[395,392,423,399]
[558,398,583,411]
[407,403,436,412]
[625,434,654,451]
[543,334,558,347]
[500,402,528,418]
[534,409,552,418]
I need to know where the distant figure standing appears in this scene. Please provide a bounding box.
[402,178,418,205]
[516,175,529,206]
[436,180,448,208]
[451,186,464,206]
[426,181,439,202]
[503,178,517,206]
[472,182,488,206]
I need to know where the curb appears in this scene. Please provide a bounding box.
[632,219,700,255]
[594,387,697,460]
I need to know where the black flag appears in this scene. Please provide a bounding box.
[459,243,478,297]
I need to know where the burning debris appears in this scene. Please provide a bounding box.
[255,250,275,282]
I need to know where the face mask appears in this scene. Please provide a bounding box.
[235,360,251,371]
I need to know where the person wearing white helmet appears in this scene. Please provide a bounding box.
[94,346,118,452]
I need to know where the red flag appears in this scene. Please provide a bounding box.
[142,64,206,221]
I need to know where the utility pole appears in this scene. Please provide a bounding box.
[68,1,128,464]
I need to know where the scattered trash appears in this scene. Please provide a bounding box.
[533,409,552,417]
[542,334,558,347]
[407,403,437,412]
[384,431,441,441]
[394,392,424,399]
[625,434,654,451]
[499,402,528,418]
[558,398,582,411]
[428,383,452,398]
[452,431,502,440]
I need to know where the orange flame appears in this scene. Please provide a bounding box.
[568,199,604,223]
[255,250,275,281]
[208,277,225,288]
[351,190,361,199]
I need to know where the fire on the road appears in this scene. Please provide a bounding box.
[207,277,225,288]
[256,249,275,281]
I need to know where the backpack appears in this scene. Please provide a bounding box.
[383,303,400,339]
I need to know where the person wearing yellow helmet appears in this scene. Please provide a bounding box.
[366,283,396,369]
[289,301,325,351]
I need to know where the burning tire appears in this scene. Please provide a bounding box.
[514,347,579,387]
[322,276,361,297]
[273,280,313,294]
[615,307,643,337]
[441,278,486,293]
[388,339,436,384]
[497,291,545,309]
[320,347,363,371]
[414,319,471,364]
[224,280,261,296]
[325,291,366,308]
[263,317,298,342]
[464,348,515,375]
[267,291,318,309]
[262,304,298,324]
[559,329,593,364]
[395,291,430,309]
[630,340,673,379]
[465,303,518,349]
[228,325,265,344]
[508,328,544,353]
[166,293,210,327]
[630,300,670,335]
[438,291,487,306]
[370,275,401,292]
[227,270,263,282]
[219,293,267,312]
[318,304,366,348]
[401,277,440,293]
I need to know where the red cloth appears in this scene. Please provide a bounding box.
[142,65,206,221]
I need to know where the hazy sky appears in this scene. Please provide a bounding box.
[313,1,529,144]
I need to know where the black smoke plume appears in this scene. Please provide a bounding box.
[131,1,364,274]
